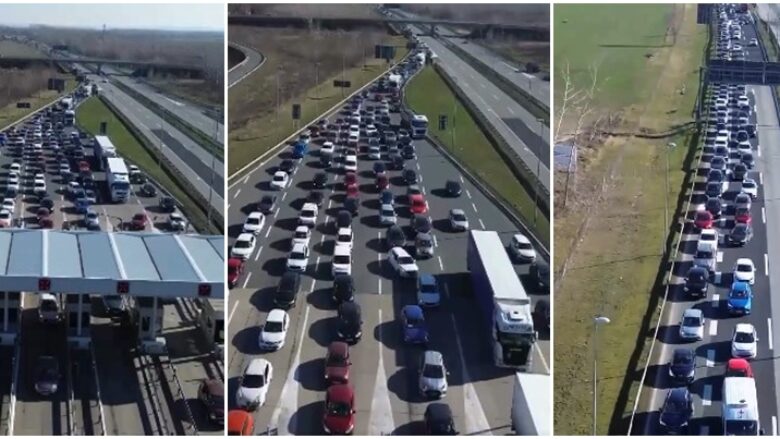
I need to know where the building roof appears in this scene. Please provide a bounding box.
[0,230,224,299]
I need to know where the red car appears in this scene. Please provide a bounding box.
[324,341,351,384]
[130,213,148,230]
[344,172,357,187]
[37,207,50,221]
[376,175,389,191]
[228,258,245,288]
[735,207,752,225]
[39,218,53,229]
[227,410,254,436]
[725,358,753,378]
[693,210,713,229]
[322,384,355,435]
[346,183,359,198]
[409,194,428,214]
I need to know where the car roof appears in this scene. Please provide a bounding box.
[736,258,752,265]
[203,378,224,396]
[423,350,444,365]
[390,246,408,256]
[735,322,755,333]
[246,358,270,375]
[228,258,243,268]
[668,387,689,400]
[338,301,360,315]
[419,273,436,285]
[683,308,703,318]
[403,304,424,318]
[237,233,253,241]
[302,203,317,210]
[291,242,307,252]
[227,410,252,432]
[672,348,693,359]
[267,309,287,322]
[334,245,351,256]
[326,383,354,401]
[295,225,309,233]
[425,402,453,420]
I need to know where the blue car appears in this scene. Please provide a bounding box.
[728,281,753,315]
[417,274,441,308]
[291,141,308,159]
[659,388,693,433]
[401,305,428,344]
[75,197,91,214]
[380,189,394,206]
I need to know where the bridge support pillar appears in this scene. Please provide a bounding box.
[136,296,166,354]
[0,291,20,346]
[66,293,90,349]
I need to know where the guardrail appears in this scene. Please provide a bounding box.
[66,346,78,435]
[137,353,170,435]
[430,60,550,218]
[89,344,107,435]
[437,36,550,125]
[95,95,222,233]
[162,353,199,436]
[754,9,780,125]
[110,80,223,159]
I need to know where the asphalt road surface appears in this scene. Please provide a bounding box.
[632,12,780,435]
[227,74,549,435]
[228,42,265,89]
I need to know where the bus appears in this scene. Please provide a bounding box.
[106,157,130,203]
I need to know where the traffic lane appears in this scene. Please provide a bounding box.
[228,43,265,89]
[0,346,12,434]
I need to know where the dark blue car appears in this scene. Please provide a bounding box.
[668,348,695,383]
[401,305,428,344]
[380,189,394,206]
[659,388,692,433]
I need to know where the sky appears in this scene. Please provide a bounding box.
[0,4,224,31]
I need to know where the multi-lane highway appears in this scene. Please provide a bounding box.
[227,50,549,435]
[632,7,780,435]
[228,42,265,89]
[0,89,223,435]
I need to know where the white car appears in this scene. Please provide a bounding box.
[380,204,397,225]
[33,179,46,195]
[509,233,536,262]
[418,350,448,398]
[259,309,289,351]
[291,225,311,247]
[734,258,756,285]
[731,323,758,359]
[388,246,419,278]
[1,199,15,214]
[344,155,358,172]
[347,133,359,147]
[231,233,257,259]
[298,203,318,227]
[335,227,354,249]
[286,242,309,272]
[270,171,290,190]
[678,308,704,341]
[368,146,381,160]
[736,141,751,155]
[697,229,718,253]
[332,245,352,277]
[9,162,20,174]
[321,142,335,155]
[741,178,758,199]
[243,211,266,234]
[448,208,469,231]
[236,358,273,410]
[0,209,12,228]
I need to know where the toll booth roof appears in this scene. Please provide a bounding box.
[0,230,224,298]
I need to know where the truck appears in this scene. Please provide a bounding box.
[64,110,75,126]
[106,157,131,203]
[467,230,536,369]
[722,376,761,435]
[93,135,117,171]
[387,73,402,92]
[402,111,429,139]
[60,97,73,111]
[512,373,551,435]
[197,299,224,357]
[414,51,426,65]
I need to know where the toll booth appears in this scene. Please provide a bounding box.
[65,293,91,349]
[136,296,165,354]
[197,299,224,356]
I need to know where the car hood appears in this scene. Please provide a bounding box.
[323,412,354,433]
[735,272,753,281]
[288,259,307,268]
[660,408,688,428]
[680,325,701,336]
[420,376,447,392]
[670,363,694,377]
[325,365,349,381]
[404,325,428,341]
[733,341,755,353]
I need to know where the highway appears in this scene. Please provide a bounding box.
[392,14,550,193]
[0,90,223,435]
[631,8,779,435]
[227,59,549,435]
[228,42,265,89]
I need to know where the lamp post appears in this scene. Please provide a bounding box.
[593,315,611,435]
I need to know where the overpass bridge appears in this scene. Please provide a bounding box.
[0,54,204,77]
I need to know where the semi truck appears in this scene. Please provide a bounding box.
[401,111,429,139]
[106,157,131,203]
[511,373,551,435]
[467,230,536,369]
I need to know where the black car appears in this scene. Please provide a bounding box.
[445,180,462,197]
[729,223,753,246]
[372,161,386,175]
[411,214,432,234]
[336,210,352,230]
[337,301,362,343]
[710,156,726,171]
[320,154,332,167]
[344,197,359,217]
[40,198,54,210]
[275,272,301,309]
[402,145,416,159]
[34,355,59,396]
[424,403,458,435]
[530,261,550,294]
[732,163,747,181]
[707,168,724,185]
[704,196,722,218]
[402,168,418,185]
[159,197,175,212]
[659,388,693,434]
[704,182,721,198]
[684,266,708,297]
[389,153,404,170]
[258,195,277,213]
[279,159,296,174]
[740,151,754,169]
[332,274,355,304]
[386,225,405,248]
[380,189,395,206]
[308,191,324,207]
[312,172,328,188]
[533,299,549,333]
[668,348,695,383]
[140,183,157,197]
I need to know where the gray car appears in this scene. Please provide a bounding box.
[693,250,716,271]
[679,308,705,341]
[419,350,448,399]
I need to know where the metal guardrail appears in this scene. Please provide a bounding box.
[89,343,106,435]
[161,353,199,436]
[66,347,78,435]
[137,353,170,435]
[429,60,550,217]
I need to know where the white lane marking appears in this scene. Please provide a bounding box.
[716,251,723,263]
[314,256,320,273]
[309,278,316,293]
[281,192,287,201]
[773,416,778,436]
[712,294,720,307]
[241,272,252,289]
[243,175,249,184]
[265,225,272,239]
[228,299,240,324]
[709,320,718,336]
[479,219,486,230]
[507,106,515,115]
[233,189,241,199]
[327,198,332,209]
[766,254,769,276]
[433,234,438,248]
[706,349,715,367]
[416,162,420,171]
[769,318,774,350]
[763,207,767,224]
[492,94,499,101]
[760,172,763,185]
[471,202,478,213]
[368,309,395,435]
[459,174,464,183]
[758,143,761,157]
[422,186,426,195]
[534,340,550,374]
[273,208,279,219]
[254,245,264,262]
[270,305,310,435]
[702,385,712,406]
[466,189,472,199]
[438,256,444,271]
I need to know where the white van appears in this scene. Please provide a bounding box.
[38,293,62,324]
[722,377,760,435]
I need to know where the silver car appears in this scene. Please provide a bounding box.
[679,308,704,341]
[419,350,448,399]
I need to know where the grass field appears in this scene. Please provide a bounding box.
[228,25,408,177]
[76,97,214,233]
[480,40,550,75]
[0,78,76,129]
[553,4,707,434]
[0,40,44,58]
[405,66,549,244]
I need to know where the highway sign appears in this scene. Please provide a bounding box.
[292,104,301,120]
[333,80,352,88]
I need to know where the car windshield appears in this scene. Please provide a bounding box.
[382,208,394,216]
[406,315,423,327]
[423,364,444,379]
[731,289,748,299]
[737,264,752,272]
[735,331,754,343]
[398,256,414,265]
[264,321,283,333]
[665,395,688,412]
[294,231,308,239]
[301,210,314,218]
[242,374,266,388]
[246,217,260,225]
[452,213,466,221]
[725,421,758,435]
[673,352,692,364]
[338,234,350,243]
[696,212,709,220]
[682,316,701,327]
[40,300,58,312]
[327,400,352,416]
[290,251,305,260]
[334,255,350,265]
[273,175,284,182]
[744,181,756,188]
[235,240,250,249]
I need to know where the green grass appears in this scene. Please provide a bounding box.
[554,4,674,116]
[76,97,215,233]
[405,66,549,244]
[0,79,77,129]
[0,40,45,58]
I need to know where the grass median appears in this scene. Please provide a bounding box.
[76,96,215,233]
[404,66,549,244]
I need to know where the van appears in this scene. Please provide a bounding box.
[722,377,761,435]
[38,293,62,324]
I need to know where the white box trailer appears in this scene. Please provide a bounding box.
[512,372,551,435]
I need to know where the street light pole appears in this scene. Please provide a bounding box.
[593,315,611,435]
